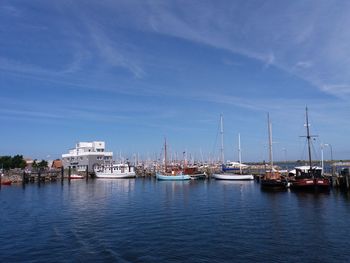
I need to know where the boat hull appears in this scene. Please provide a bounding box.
[261,179,288,190]
[95,172,136,179]
[213,174,254,180]
[156,173,191,181]
[70,174,84,179]
[1,181,12,185]
[189,173,206,180]
[290,178,330,192]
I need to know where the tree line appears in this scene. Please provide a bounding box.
[0,155,48,170]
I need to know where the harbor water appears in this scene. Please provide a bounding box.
[1,179,350,262]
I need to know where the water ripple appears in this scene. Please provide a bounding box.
[1,179,350,262]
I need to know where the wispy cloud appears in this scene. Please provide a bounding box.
[103,0,350,98]
[0,3,21,17]
[86,25,146,78]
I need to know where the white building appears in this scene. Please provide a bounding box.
[62,141,113,172]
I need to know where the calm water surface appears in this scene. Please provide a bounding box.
[1,179,350,262]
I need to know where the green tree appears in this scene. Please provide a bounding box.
[32,160,38,169]
[0,156,12,170]
[0,155,26,170]
[11,155,26,169]
[38,160,48,169]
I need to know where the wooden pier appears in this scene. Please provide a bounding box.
[22,170,59,183]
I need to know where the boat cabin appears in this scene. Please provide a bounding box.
[294,166,322,178]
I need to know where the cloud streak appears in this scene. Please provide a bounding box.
[100,0,350,98]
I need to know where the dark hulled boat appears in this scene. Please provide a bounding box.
[260,113,288,191]
[289,107,330,192]
[290,166,330,192]
[261,172,288,190]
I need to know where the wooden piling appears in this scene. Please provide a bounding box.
[86,165,89,181]
[61,166,64,182]
[68,166,71,181]
[38,170,41,184]
[22,171,26,184]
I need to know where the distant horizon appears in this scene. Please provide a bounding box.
[2,152,348,165]
[1,1,349,161]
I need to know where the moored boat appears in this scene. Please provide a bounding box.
[213,173,254,180]
[94,163,136,178]
[70,174,84,179]
[156,138,191,181]
[183,167,206,180]
[289,107,330,192]
[1,180,12,185]
[156,172,191,181]
[261,113,288,190]
[213,119,254,181]
[222,161,245,172]
[289,166,330,192]
[261,172,289,190]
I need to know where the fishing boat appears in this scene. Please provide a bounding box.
[289,107,330,192]
[212,116,254,180]
[94,163,136,178]
[261,113,288,190]
[156,138,191,181]
[156,172,191,181]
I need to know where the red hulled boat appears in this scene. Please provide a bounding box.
[289,107,330,192]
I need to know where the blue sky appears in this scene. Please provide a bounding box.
[1,0,349,162]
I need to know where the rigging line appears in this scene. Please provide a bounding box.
[300,138,307,162]
[211,116,220,159]
[311,138,319,162]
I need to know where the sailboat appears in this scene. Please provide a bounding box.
[213,115,254,180]
[289,107,330,191]
[261,113,288,190]
[156,138,191,181]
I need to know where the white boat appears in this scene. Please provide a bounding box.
[213,118,254,181]
[94,163,136,178]
[70,174,84,179]
[213,173,254,180]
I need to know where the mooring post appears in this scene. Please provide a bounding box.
[38,169,41,185]
[68,166,71,181]
[86,165,89,181]
[22,170,26,184]
[61,166,64,182]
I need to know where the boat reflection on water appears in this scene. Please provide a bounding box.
[214,179,254,187]
[214,179,255,196]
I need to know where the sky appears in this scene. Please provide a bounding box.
[1,0,350,162]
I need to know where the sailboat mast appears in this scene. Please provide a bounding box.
[305,107,312,170]
[267,113,273,172]
[220,114,225,164]
[164,137,167,173]
[238,133,242,174]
